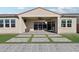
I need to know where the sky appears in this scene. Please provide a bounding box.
[0,7,79,14]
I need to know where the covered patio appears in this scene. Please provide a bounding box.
[22,17,58,33]
[18,7,61,34]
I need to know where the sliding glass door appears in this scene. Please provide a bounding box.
[47,21,55,32]
[34,21,55,32]
[34,22,46,30]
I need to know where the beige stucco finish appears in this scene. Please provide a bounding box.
[19,8,60,17]
[17,7,60,33]
[0,7,77,34]
[0,18,21,34]
[58,18,77,34]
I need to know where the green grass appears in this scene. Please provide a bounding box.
[45,34,53,42]
[0,34,16,42]
[27,34,34,42]
[61,34,79,43]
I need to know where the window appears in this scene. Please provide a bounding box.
[61,20,66,27]
[11,19,15,27]
[0,20,3,27]
[5,19,9,27]
[67,20,72,27]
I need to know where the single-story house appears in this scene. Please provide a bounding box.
[0,7,79,34]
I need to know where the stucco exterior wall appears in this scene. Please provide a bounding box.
[18,7,61,33]
[18,17,26,33]
[19,8,60,17]
[0,18,21,34]
[58,18,77,34]
[0,8,77,34]
[0,17,77,34]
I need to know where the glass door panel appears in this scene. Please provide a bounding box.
[34,23,39,30]
[38,22,42,30]
[47,21,55,32]
[47,22,51,30]
[51,22,55,31]
[34,22,47,30]
[43,22,46,30]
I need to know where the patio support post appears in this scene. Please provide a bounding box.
[18,16,22,33]
[18,16,26,33]
[57,16,61,34]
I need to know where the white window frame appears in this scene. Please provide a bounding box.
[5,19,10,27]
[0,18,16,28]
[0,19,4,27]
[61,19,66,27]
[67,19,72,27]
[11,19,16,27]
[61,19,72,27]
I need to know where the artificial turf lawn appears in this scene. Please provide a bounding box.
[1,34,79,43]
[62,34,79,42]
[0,34,16,42]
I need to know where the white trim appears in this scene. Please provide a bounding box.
[3,19,5,28]
[9,19,11,28]
[0,18,17,28]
